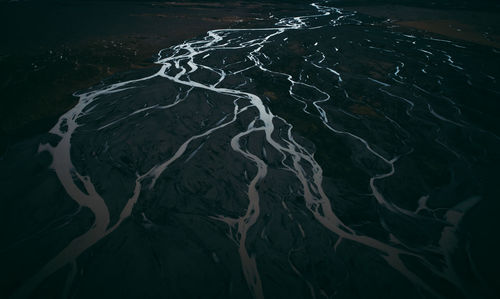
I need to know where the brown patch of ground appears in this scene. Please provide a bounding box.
[200,16,248,23]
[396,19,500,48]
[263,91,278,100]
[347,5,500,48]
[288,41,306,55]
[348,103,381,118]
[365,59,395,81]
[337,57,395,81]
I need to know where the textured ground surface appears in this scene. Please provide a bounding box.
[1,1,499,298]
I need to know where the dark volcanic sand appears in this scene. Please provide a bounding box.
[2,1,499,154]
[1,1,500,299]
[0,1,307,154]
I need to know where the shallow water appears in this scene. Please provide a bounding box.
[1,1,499,298]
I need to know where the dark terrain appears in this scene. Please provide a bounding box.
[1,0,498,154]
[1,1,499,298]
[0,1,303,154]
